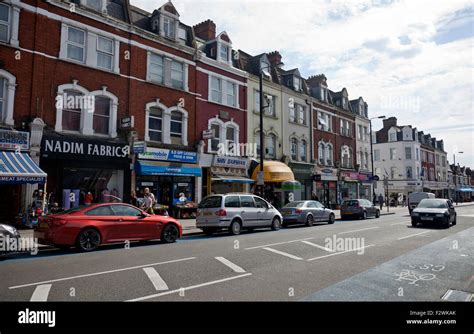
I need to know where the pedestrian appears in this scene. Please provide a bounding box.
[373,194,377,206]
[378,193,384,210]
[84,191,93,206]
[142,188,156,214]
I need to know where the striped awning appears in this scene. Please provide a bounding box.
[0,151,47,184]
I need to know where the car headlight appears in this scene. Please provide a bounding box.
[0,224,18,235]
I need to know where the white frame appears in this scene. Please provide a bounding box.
[171,60,184,89]
[0,3,10,43]
[66,26,86,63]
[147,106,164,143]
[170,110,183,143]
[96,35,114,71]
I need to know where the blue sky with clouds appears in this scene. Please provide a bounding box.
[132,0,473,167]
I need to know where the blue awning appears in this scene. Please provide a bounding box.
[0,151,47,184]
[457,188,473,192]
[136,160,202,177]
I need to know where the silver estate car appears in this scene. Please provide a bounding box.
[196,193,283,235]
[280,201,336,227]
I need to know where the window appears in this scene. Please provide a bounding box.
[111,205,142,217]
[62,90,82,132]
[318,112,331,132]
[300,140,307,162]
[178,27,187,41]
[163,17,175,39]
[291,139,298,160]
[264,95,275,116]
[0,4,9,43]
[416,148,420,160]
[340,119,351,136]
[374,149,380,161]
[389,131,397,141]
[358,125,363,140]
[240,196,255,208]
[226,126,235,148]
[405,147,412,160]
[358,151,363,168]
[220,44,229,61]
[0,78,5,123]
[86,0,102,11]
[375,168,382,178]
[341,146,351,168]
[417,167,421,179]
[294,77,301,91]
[148,107,163,142]
[435,154,440,166]
[171,61,184,89]
[320,87,326,101]
[226,82,236,107]
[326,144,333,166]
[391,167,398,179]
[224,196,240,208]
[266,134,276,158]
[297,104,305,125]
[93,96,110,135]
[390,148,397,160]
[86,205,115,216]
[289,106,296,123]
[210,77,221,103]
[318,142,325,165]
[406,166,413,179]
[66,27,86,62]
[210,123,220,152]
[170,111,183,144]
[442,156,446,167]
[254,197,268,208]
[364,152,369,169]
[149,54,164,84]
[97,36,114,70]
[255,131,261,156]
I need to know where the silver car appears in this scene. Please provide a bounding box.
[196,193,283,235]
[280,201,336,227]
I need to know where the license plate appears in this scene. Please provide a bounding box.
[421,217,433,221]
[203,212,213,216]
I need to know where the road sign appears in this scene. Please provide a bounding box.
[120,116,134,129]
[202,129,215,140]
[257,171,264,185]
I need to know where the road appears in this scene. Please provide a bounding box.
[0,205,473,302]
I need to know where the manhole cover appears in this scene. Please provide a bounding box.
[441,289,473,301]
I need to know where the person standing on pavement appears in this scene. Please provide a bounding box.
[142,188,156,214]
[378,193,384,210]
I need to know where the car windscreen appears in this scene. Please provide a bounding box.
[283,201,305,208]
[198,196,222,208]
[343,200,359,207]
[417,200,448,209]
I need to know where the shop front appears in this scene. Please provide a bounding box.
[313,167,338,209]
[339,171,358,202]
[358,172,373,200]
[40,134,130,209]
[209,156,253,194]
[423,181,449,199]
[289,162,314,200]
[136,147,201,218]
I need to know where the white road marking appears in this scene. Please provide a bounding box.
[262,247,303,260]
[127,273,252,302]
[338,226,379,235]
[142,268,169,291]
[301,240,335,252]
[245,237,314,250]
[9,257,196,289]
[458,214,474,217]
[397,230,431,240]
[30,284,52,302]
[391,221,411,226]
[215,257,246,273]
[307,245,375,261]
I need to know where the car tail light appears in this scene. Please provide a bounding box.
[295,208,302,214]
[215,209,227,217]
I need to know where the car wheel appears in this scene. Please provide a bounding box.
[161,224,179,243]
[305,215,314,227]
[328,213,335,224]
[271,217,281,231]
[202,228,215,236]
[411,220,417,227]
[375,210,380,218]
[229,220,242,235]
[76,228,101,252]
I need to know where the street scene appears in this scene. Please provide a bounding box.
[0,0,473,329]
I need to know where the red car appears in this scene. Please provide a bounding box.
[35,203,182,252]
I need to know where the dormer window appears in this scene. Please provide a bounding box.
[163,17,176,39]
[220,44,229,61]
[81,0,106,13]
[294,77,301,91]
[320,87,327,102]
[342,98,347,109]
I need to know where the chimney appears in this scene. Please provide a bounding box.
[267,51,283,67]
[306,74,327,87]
[193,19,216,41]
[383,117,397,128]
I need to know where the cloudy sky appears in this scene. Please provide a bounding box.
[132,0,473,167]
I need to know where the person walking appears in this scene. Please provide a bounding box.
[142,188,156,214]
[378,193,384,210]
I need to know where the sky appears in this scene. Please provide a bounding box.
[131,0,474,167]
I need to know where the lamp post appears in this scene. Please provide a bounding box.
[453,151,464,203]
[369,115,386,200]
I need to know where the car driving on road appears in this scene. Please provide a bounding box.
[407,192,436,214]
[280,200,335,227]
[196,193,282,235]
[340,199,380,220]
[34,203,182,252]
[411,198,456,228]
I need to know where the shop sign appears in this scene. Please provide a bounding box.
[120,116,134,129]
[133,141,146,154]
[213,156,247,169]
[139,147,198,164]
[41,136,130,161]
[0,130,29,150]
[341,171,359,180]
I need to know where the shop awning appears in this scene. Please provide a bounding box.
[136,160,202,177]
[212,174,255,184]
[251,160,295,183]
[0,151,47,184]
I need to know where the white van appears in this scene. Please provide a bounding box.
[408,192,436,214]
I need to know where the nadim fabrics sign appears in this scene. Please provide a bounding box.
[138,147,198,164]
[0,130,29,150]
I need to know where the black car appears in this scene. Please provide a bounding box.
[340,199,380,220]
[411,199,456,228]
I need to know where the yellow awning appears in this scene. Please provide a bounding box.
[251,160,295,183]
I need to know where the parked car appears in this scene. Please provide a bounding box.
[340,199,380,220]
[0,223,21,258]
[411,198,456,228]
[34,203,182,252]
[196,193,282,235]
[280,201,335,227]
[408,192,435,214]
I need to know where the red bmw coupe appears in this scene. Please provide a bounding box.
[35,203,182,252]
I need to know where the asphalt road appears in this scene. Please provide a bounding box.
[0,205,473,302]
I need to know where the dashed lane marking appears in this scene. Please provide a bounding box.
[244,237,315,250]
[300,240,335,252]
[338,227,379,235]
[307,245,375,261]
[30,284,52,302]
[262,247,303,260]
[397,230,431,240]
[214,257,246,273]
[143,267,169,291]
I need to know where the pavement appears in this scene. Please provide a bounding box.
[0,204,473,301]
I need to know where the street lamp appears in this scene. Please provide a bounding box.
[369,115,386,199]
[453,151,464,203]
